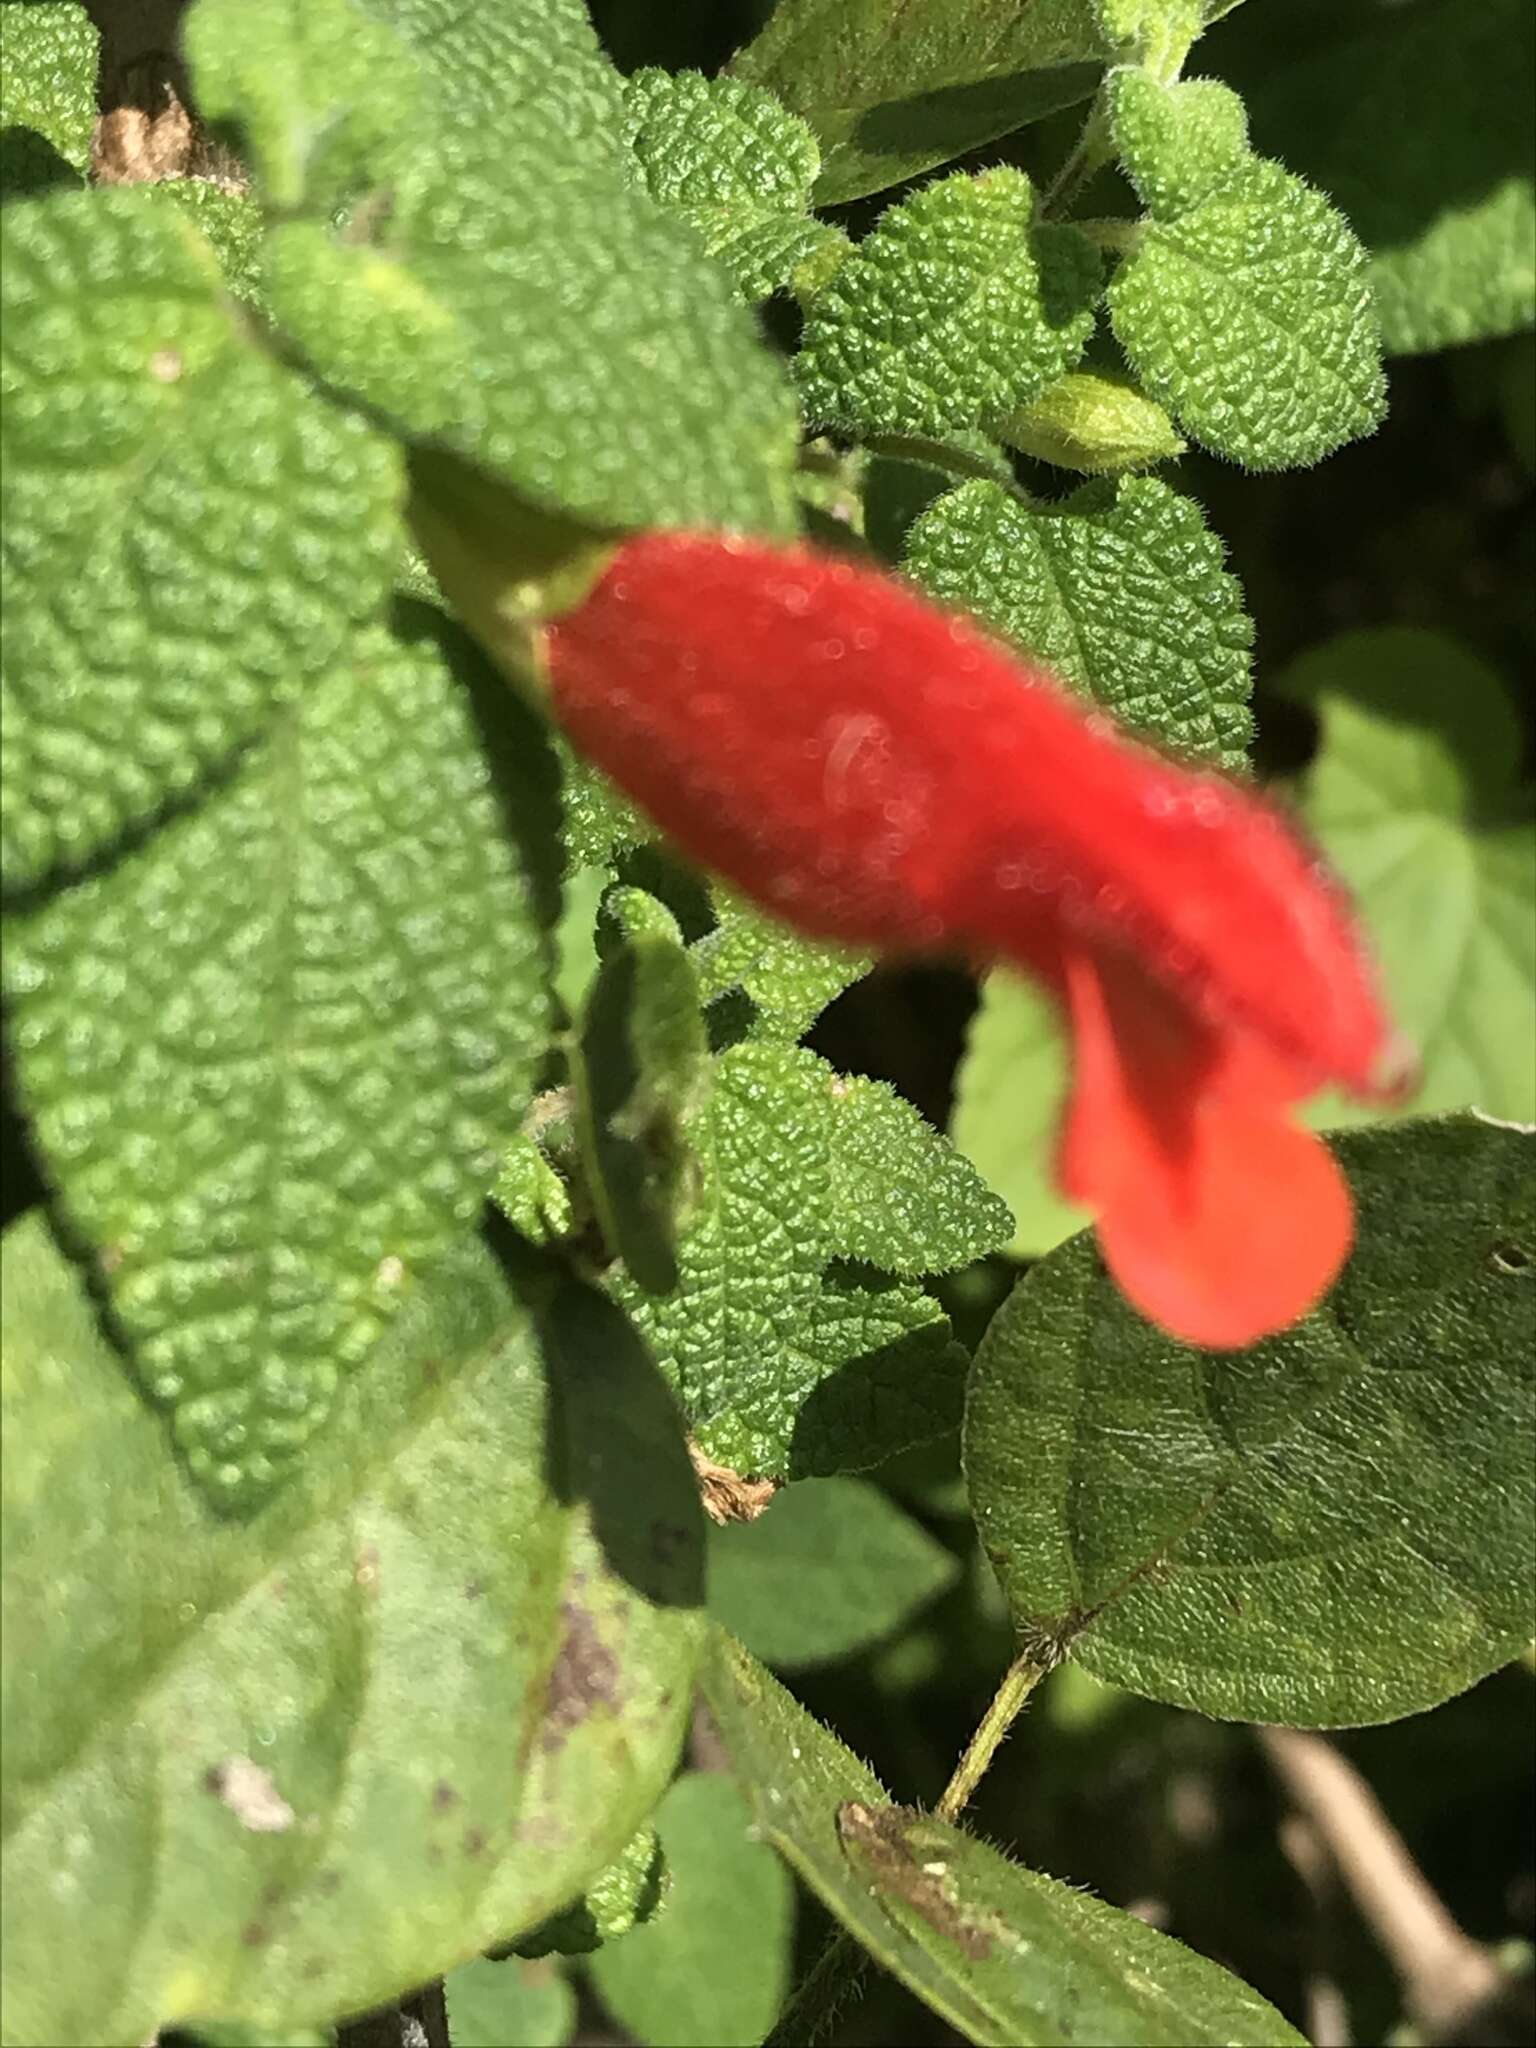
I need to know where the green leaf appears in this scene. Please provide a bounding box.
[731,0,1111,205]
[797,170,1102,439]
[1241,0,1536,355]
[904,476,1254,766]
[950,970,1088,1258]
[256,5,798,537]
[997,368,1186,474]
[708,1477,960,1668]
[614,1043,1011,1481]
[1107,68,1250,218]
[575,921,712,1296]
[692,891,868,1044]
[147,180,266,306]
[588,1773,795,2048]
[1094,2,1204,80]
[443,1958,575,2048]
[965,1115,1536,1726]
[1108,155,1386,468]
[512,1824,666,1958]
[3,606,559,1509]
[1281,628,1536,1129]
[185,0,419,211]
[0,1213,704,2046]
[623,68,837,303]
[0,1,96,201]
[0,190,403,890]
[700,1630,1302,2046]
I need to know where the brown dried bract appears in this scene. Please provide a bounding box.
[92,51,245,191]
[689,1442,778,1525]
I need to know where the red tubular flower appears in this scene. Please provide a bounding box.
[544,532,1405,1348]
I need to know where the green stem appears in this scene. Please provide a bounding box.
[936,1652,1047,1821]
[1040,93,1116,220]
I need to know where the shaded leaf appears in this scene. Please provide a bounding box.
[512,1824,665,1958]
[4,607,557,1508]
[0,1214,704,2046]
[709,1477,960,1668]
[0,0,95,201]
[692,890,868,1044]
[588,1773,794,2048]
[798,169,1102,439]
[731,0,1110,205]
[965,1115,1536,1725]
[443,1958,575,2048]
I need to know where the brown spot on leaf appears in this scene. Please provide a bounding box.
[432,1781,458,1811]
[541,1600,620,1752]
[240,1921,268,1948]
[463,1827,488,1859]
[465,1578,485,1601]
[837,1802,997,1960]
[690,1442,778,1524]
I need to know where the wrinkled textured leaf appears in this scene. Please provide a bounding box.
[255,1,798,536]
[0,191,402,889]
[798,170,1102,438]
[700,1631,1301,2046]
[709,1477,960,1668]
[1095,2,1204,78]
[513,1824,665,1958]
[444,1958,575,2048]
[1108,155,1386,468]
[1282,628,1536,1128]
[1242,0,1536,354]
[1107,68,1250,218]
[905,476,1254,766]
[3,607,558,1509]
[588,1773,794,2048]
[614,1043,1011,1480]
[966,1116,1536,1725]
[692,890,868,1044]
[0,1215,704,2047]
[0,0,95,200]
[731,0,1109,205]
[623,68,838,302]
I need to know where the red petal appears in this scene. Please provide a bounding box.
[1058,941,1354,1348]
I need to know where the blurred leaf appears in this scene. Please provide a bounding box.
[575,917,711,1295]
[798,169,1102,439]
[0,0,95,200]
[700,1631,1303,2045]
[950,971,1087,1258]
[966,1115,1536,1725]
[588,1772,794,2048]
[255,0,799,536]
[1107,68,1250,218]
[614,1043,1011,1481]
[0,1215,704,2045]
[444,1957,575,2048]
[622,68,841,302]
[708,1477,961,1668]
[730,0,1110,204]
[905,476,1254,766]
[4,608,557,1508]
[1281,628,1536,1129]
[0,191,402,889]
[1242,0,1536,354]
[1108,155,1386,468]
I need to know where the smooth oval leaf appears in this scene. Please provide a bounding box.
[3,607,558,1508]
[1108,155,1386,469]
[797,169,1102,439]
[965,1115,1536,1725]
[0,190,403,889]
[699,1630,1302,2047]
[0,1213,704,2047]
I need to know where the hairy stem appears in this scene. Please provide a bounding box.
[936,1652,1047,1821]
